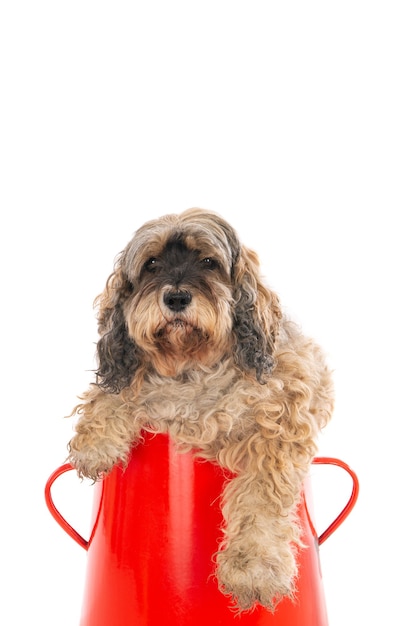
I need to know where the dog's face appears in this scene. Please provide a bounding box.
[95,209,281,391]
[122,211,238,377]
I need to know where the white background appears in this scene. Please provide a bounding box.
[1,2,416,625]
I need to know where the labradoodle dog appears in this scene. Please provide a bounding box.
[67,208,333,612]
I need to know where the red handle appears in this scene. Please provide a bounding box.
[44,463,89,550]
[312,457,359,545]
[45,457,359,551]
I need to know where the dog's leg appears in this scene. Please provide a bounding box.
[67,385,142,480]
[216,457,306,612]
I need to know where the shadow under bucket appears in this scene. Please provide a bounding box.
[45,433,359,626]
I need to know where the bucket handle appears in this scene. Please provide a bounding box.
[45,457,359,551]
[312,457,359,545]
[44,463,89,550]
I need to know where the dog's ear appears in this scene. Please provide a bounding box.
[232,245,282,383]
[94,265,142,393]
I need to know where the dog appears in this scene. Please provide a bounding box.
[67,208,334,612]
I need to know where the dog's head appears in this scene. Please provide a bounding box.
[95,208,282,391]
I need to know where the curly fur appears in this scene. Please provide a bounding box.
[67,208,333,612]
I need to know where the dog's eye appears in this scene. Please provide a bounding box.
[201,257,218,270]
[144,257,158,272]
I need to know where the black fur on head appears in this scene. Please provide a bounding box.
[94,268,143,393]
[231,245,281,384]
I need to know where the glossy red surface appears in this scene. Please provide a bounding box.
[45,434,359,626]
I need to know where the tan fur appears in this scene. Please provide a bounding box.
[67,208,333,612]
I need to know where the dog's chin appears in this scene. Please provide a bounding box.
[148,319,228,377]
[154,319,211,356]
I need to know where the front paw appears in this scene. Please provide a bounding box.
[67,434,125,481]
[216,545,296,612]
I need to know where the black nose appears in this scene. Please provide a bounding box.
[163,290,192,312]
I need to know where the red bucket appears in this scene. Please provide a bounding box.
[45,434,358,626]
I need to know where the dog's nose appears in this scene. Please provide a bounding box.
[163,290,192,312]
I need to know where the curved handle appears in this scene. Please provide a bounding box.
[44,463,89,550]
[312,457,359,545]
[46,458,358,550]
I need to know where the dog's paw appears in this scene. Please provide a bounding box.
[216,547,296,612]
[67,434,127,481]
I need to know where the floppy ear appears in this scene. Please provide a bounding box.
[232,246,282,383]
[94,264,142,393]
